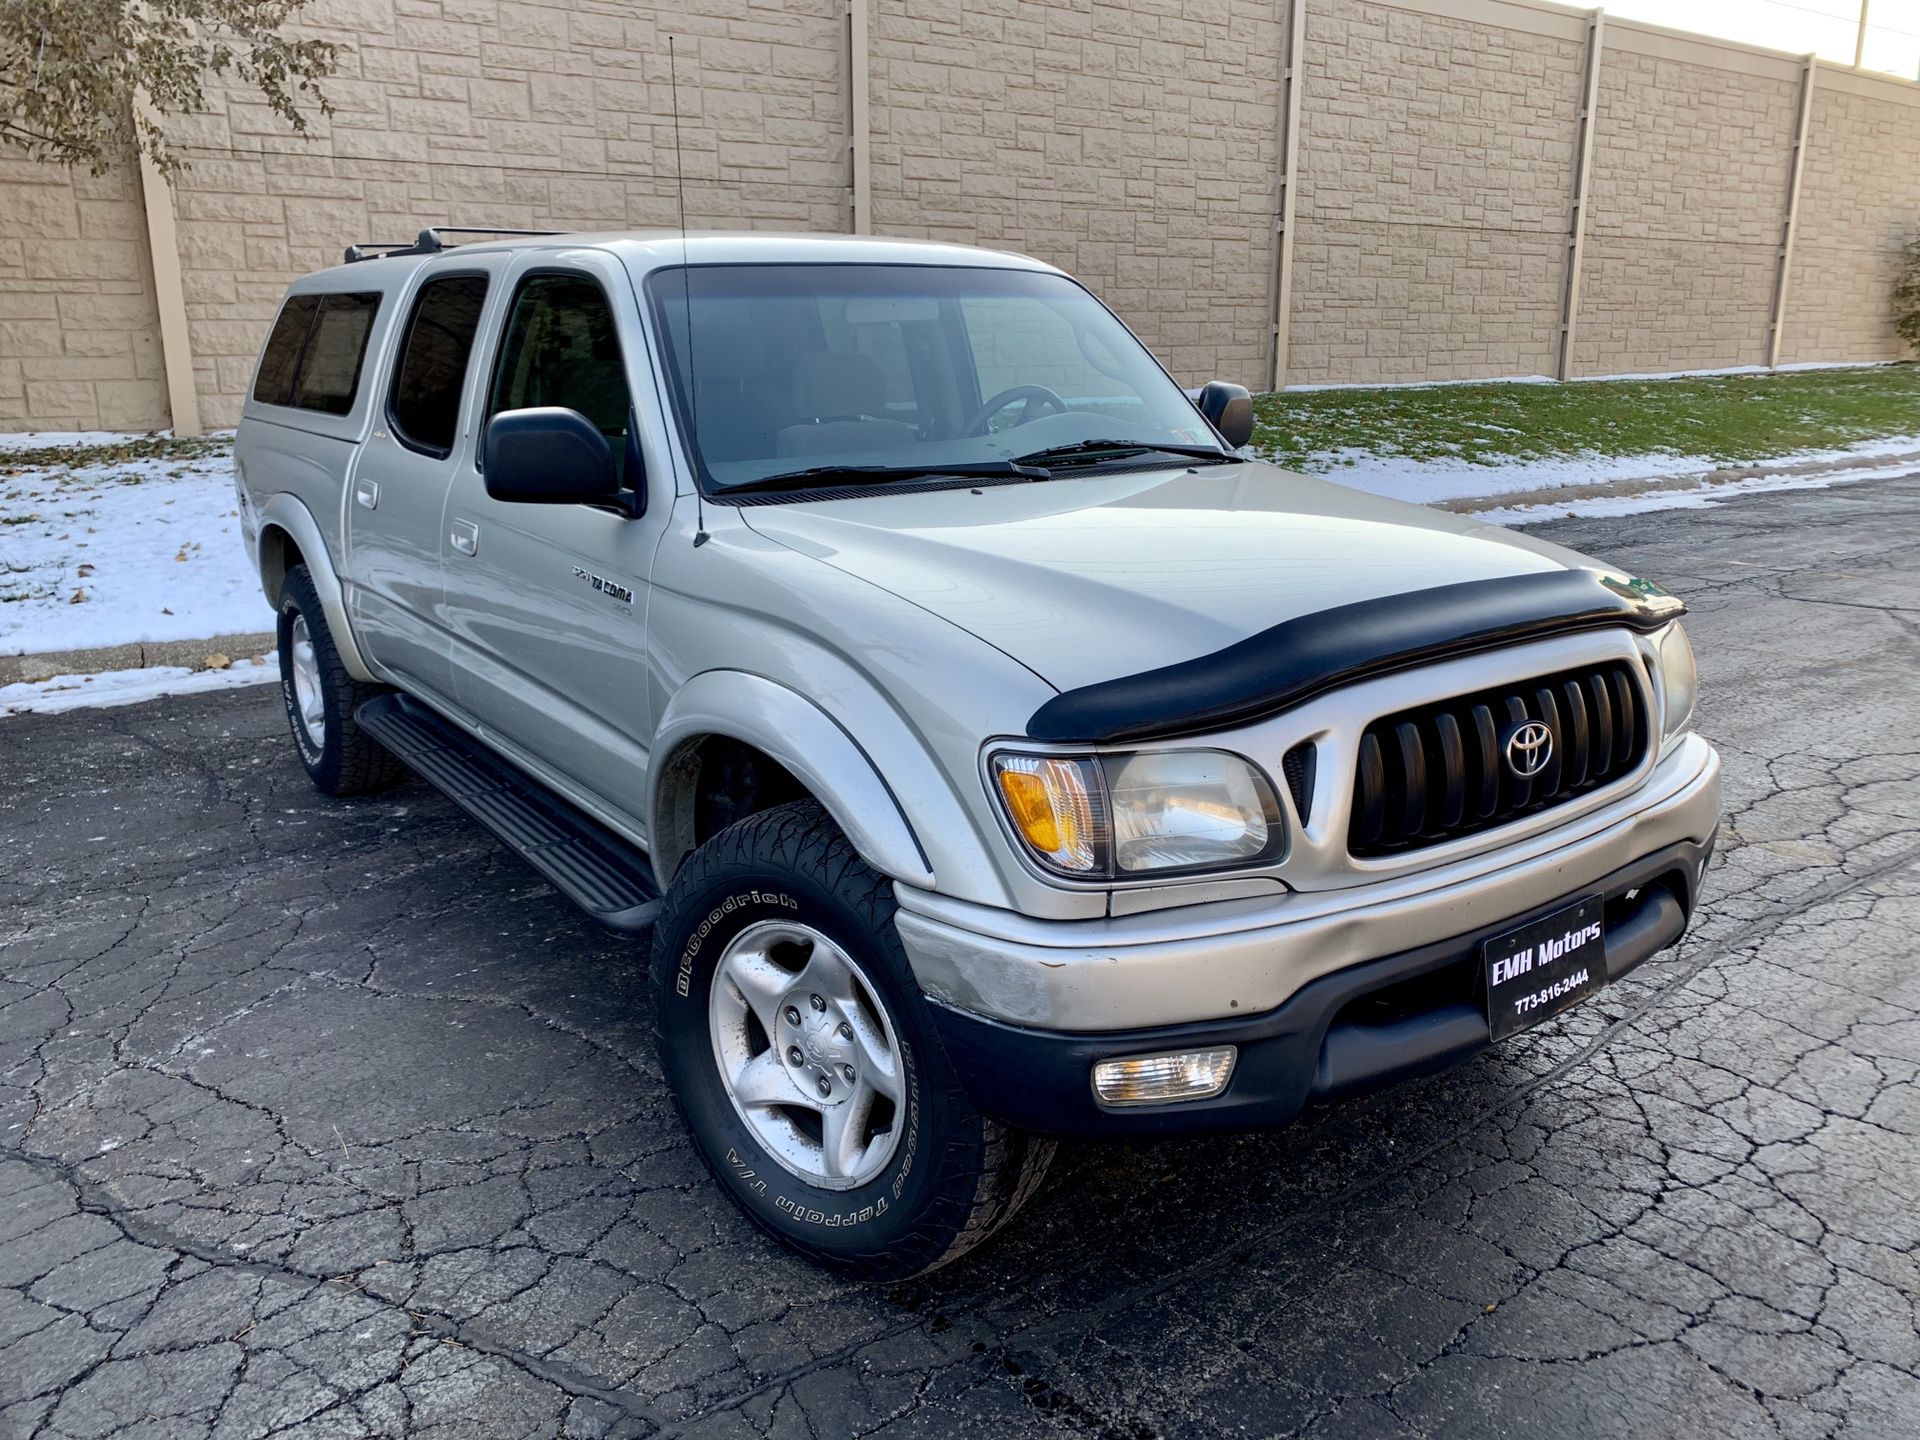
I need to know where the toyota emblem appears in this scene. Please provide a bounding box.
[1504,720,1553,779]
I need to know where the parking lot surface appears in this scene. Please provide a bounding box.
[4,476,1919,1439]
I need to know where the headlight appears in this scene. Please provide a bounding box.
[990,749,1283,879]
[1654,620,1697,746]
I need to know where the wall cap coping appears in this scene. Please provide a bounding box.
[1375,0,1920,101]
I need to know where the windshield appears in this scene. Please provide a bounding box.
[644,264,1222,490]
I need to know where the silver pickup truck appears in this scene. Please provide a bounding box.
[236,227,1720,1278]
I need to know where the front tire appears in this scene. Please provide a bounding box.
[651,800,1053,1280]
[276,565,405,797]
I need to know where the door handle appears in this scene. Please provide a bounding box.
[450,518,480,556]
[354,478,379,510]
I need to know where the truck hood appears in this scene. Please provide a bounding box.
[738,461,1592,694]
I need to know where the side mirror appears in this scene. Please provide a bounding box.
[482,407,620,505]
[1194,381,1255,449]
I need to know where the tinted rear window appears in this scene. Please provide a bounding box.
[292,293,382,415]
[389,275,489,454]
[252,295,319,407]
[252,290,382,415]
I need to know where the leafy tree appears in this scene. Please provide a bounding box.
[1897,234,1920,354]
[0,0,338,175]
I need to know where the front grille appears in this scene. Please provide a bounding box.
[1348,660,1648,857]
[1281,741,1317,820]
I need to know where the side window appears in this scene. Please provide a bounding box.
[487,273,630,445]
[292,293,382,415]
[252,290,382,415]
[252,295,318,407]
[389,275,489,455]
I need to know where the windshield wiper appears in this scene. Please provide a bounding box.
[1010,439,1235,468]
[718,459,1051,495]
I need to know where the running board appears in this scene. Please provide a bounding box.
[355,693,663,935]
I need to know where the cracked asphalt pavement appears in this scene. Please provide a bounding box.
[5,475,1920,1439]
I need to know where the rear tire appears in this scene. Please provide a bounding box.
[276,564,406,797]
[651,800,1053,1280]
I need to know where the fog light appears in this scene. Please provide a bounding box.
[1092,1048,1237,1107]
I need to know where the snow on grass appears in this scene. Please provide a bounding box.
[1305,433,1920,507]
[1468,459,1911,527]
[0,436,270,655]
[0,653,277,717]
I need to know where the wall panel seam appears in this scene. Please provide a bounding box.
[1269,0,1309,393]
[1767,56,1819,369]
[134,104,202,439]
[1557,8,1604,382]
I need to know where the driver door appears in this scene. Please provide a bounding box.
[440,252,673,829]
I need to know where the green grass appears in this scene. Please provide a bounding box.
[1251,365,1920,472]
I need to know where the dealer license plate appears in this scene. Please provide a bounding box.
[1483,897,1606,1042]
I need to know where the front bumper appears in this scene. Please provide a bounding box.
[896,734,1719,1031]
[894,735,1720,1137]
[926,832,1714,1137]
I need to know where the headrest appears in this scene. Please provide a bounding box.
[791,351,887,418]
[692,313,765,384]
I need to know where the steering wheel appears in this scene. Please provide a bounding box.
[964,384,1068,436]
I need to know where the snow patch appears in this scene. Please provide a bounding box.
[0,445,270,653]
[0,654,278,717]
[1288,434,1920,507]
[1470,462,1908,526]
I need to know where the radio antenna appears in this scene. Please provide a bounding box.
[669,34,708,546]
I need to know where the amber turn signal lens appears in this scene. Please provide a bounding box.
[991,754,1105,874]
[997,768,1062,851]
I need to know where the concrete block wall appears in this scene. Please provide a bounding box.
[1572,37,1803,377]
[1281,0,1916,388]
[0,158,170,431]
[865,0,1282,389]
[1287,0,1585,385]
[166,0,852,424]
[1782,73,1920,365]
[2,0,1917,433]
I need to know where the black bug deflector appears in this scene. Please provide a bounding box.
[1025,568,1684,745]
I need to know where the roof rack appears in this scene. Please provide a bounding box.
[343,226,564,265]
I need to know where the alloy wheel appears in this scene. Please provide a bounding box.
[288,614,326,750]
[707,919,905,1190]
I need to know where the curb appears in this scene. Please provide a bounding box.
[1434,448,1920,516]
[0,632,276,687]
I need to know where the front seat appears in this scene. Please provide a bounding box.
[693,314,784,463]
[775,352,918,458]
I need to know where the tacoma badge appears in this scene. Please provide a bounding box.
[572,566,633,605]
